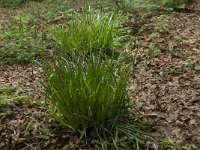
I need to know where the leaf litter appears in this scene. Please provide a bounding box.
[132,9,200,149]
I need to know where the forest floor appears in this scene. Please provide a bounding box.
[0,1,200,150]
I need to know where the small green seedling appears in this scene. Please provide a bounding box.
[139,24,153,33]
[194,65,200,71]
[0,112,6,119]
[148,43,160,54]
[0,87,27,107]
[0,96,27,106]
[161,137,197,150]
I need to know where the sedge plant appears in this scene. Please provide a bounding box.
[38,6,148,149]
[52,7,127,57]
[38,51,148,149]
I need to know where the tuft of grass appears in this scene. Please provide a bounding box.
[38,53,148,149]
[52,7,126,57]
[40,54,132,131]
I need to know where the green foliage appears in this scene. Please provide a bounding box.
[0,95,27,106]
[116,0,157,11]
[53,8,126,56]
[161,138,199,150]
[148,43,160,54]
[41,54,132,131]
[161,0,191,11]
[0,112,6,118]
[0,87,27,120]
[0,0,26,8]
[0,87,27,106]
[39,54,147,149]
[0,41,46,64]
[194,65,200,71]
[32,4,149,149]
[0,87,16,94]
[0,13,46,64]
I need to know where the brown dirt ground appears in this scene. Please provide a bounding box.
[132,10,200,149]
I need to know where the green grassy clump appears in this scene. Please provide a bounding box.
[38,6,148,149]
[39,53,147,149]
[53,8,126,56]
[0,0,26,8]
